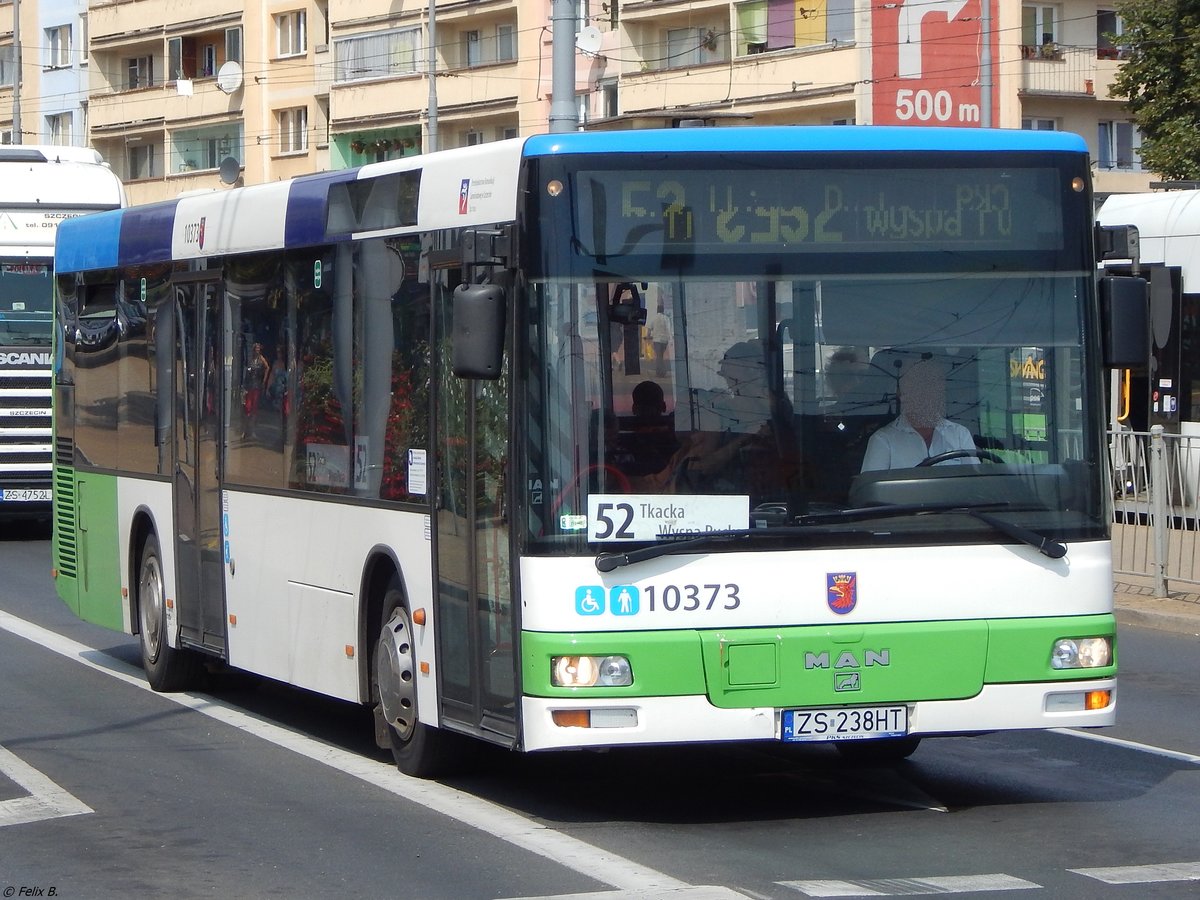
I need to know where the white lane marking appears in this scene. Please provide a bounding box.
[1052,727,1200,765]
[0,610,722,896]
[780,874,1039,896]
[0,743,93,827]
[1069,862,1200,884]
[505,889,748,900]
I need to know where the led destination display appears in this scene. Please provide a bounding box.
[574,167,1065,256]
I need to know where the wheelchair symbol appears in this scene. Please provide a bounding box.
[575,586,604,615]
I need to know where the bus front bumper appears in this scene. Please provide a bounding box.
[519,678,1117,752]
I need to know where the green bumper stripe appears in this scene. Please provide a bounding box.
[522,615,1117,707]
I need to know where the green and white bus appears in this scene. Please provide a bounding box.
[52,127,1144,776]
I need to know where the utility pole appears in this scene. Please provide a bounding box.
[548,0,578,133]
[426,0,438,152]
[980,0,992,127]
[12,0,21,143]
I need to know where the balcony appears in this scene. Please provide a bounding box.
[1020,44,1123,100]
[620,41,857,115]
[332,62,520,127]
[89,78,243,131]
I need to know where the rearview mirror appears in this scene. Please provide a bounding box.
[452,283,507,380]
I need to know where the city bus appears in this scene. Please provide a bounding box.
[0,146,124,520]
[52,127,1144,777]
[1097,188,1200,434]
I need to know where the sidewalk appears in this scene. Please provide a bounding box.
[1114,575,1200,636]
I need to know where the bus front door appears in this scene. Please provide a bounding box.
[171,276,227,655]
[432,288,518,747]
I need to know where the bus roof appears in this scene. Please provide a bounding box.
[521,126,1088,156]
[0,145,124,208]
[1098,189,1200,286]
[55,126,1089,274]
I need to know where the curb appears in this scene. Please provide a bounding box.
[1114,583,1200,636]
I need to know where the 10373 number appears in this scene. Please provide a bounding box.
[645,583,740,612]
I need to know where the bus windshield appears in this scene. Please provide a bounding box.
[520,153,1104,554]
[0,261,53,345]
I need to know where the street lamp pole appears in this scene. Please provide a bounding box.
[427,0,438,152]
[548,0,578,133]
[12,0,21,143]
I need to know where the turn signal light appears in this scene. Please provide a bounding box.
[551,710,590,728]
[1086,690,1111,710]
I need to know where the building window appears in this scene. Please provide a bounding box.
[601,79,618,118]
[736,0,852,55]
[463,30,481,67]
[497,25,516,62]
[227,27,243,65]
[127,56,154,89]
[0,44,14,87]
[1098,121,1143,171]
[129,144,155,180]
[335,28,421,81]
[46,25,72,69]
[666,27,720,68]
[465,130,484,147]
[201,45,218,77]
[172,125,243,172]
[827,0,854,43]
[279,107,308,154]
[1022,118,1057,131]
[503,127,518,141]
[1022,5,1060,54]
[277,11,307,58]
[46,112,72,145]
[1097,9,1125,58]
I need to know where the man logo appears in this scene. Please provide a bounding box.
[835,672,861,692]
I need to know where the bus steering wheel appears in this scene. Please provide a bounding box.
[915,448,1005,467]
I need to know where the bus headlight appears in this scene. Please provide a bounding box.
[552,655,633,687]
[1050,637,1112,669]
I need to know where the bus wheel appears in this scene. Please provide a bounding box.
[834,736,921,764]
[374,587,461,778]
[136,532,202,692]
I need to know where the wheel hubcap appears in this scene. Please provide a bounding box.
[377,607,416,741]
[139,554,164,663]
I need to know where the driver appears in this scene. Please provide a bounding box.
[860,360,976,471]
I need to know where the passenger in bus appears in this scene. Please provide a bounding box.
[706,340,772,434]
[640,340,790,493]
[242,341,270,437]
[620,380,678,477]
[860,359,976,470]
[266,345,288,413]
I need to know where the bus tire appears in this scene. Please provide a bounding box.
[374,585,463,778]
[136,532,202,692]
[834,735,921,764]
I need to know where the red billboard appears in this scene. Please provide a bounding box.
[871,0,1000,128]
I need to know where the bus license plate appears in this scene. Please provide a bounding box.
[1,489,50,502]
[781,706,908,742]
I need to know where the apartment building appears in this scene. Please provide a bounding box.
[0,1,1154,204]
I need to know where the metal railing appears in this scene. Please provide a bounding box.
[1109,425,1200,595]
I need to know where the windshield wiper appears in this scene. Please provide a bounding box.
[799,502,1066,559]
[593,501,1065,571]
